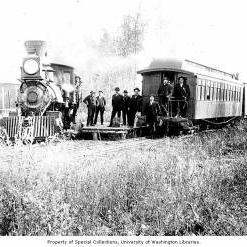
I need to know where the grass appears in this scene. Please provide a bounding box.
[0,122,247,236]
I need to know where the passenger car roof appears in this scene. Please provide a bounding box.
[137,58,191,74]
[137,58,240,83]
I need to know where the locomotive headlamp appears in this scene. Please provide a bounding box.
[23,58,39,75]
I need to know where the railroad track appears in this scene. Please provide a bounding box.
[1,128,220,163]
[67,137,163,158]
[70,129,219,158]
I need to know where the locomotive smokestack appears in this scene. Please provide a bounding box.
[24,40,47,57]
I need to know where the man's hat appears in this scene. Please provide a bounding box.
[123,90,128,93]
[134,87,140,92]
[90,90,95,93]
[75,76,81,81]
[178,76,187,81]
[115,87,120,91]
[99,90,103,93]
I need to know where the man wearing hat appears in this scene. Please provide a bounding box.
[145,94,160,136]
[94,90,106,125]
[108,87,124,127]
[122,90,131,126]
[128,87,142,127]
[72,76,83,124]
[157,76,173,116]
[83,90,96,126]
[173,76,190,117]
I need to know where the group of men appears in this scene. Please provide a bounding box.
[83,90,106,126]
[157,76,190,118]
[108,87,142,127]
[82,87,142,127]
[144,76,190,134]
[72,76,107,126]
[75,75,190,130]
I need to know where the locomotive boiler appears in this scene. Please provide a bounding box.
[0,40,76,143]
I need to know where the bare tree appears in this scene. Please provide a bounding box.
[115,13,145,57]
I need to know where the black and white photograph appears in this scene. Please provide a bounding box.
[0,0,247,246]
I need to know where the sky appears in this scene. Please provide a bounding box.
[0,0,247,82]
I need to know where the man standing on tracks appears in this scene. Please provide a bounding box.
[157,77,173,116]
[83,90,96,126]
[122,90,131,126]
[94,90,106,125]
[145,95,160,136]
[128,87,142,127]
[72,76,83,124]
[108,87,124,127]
[173,76,190,117]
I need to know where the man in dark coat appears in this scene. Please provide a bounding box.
[173,77,190,117]
[145,95,160,135]
[83,90,96,126]
[128,87,142,127]
[108,87,124,127]
[72,76,82,124]
[122,90,131,126]
[157,77,173,116]
[94,90,106,125]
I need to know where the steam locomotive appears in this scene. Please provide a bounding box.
[0,40,77,143]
